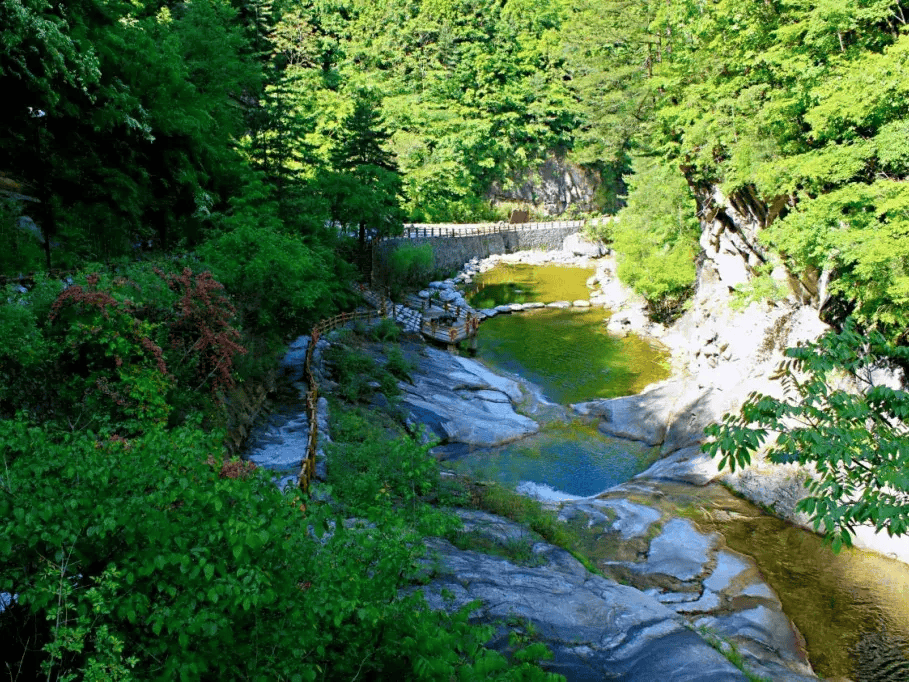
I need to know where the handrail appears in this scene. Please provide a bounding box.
[337,217,608,243]
[297,283,480,492]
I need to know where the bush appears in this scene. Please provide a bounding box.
[369,317,402,342]
[199,223,346,335]
[326,344,399,403]
[612,157,700,321]
[327,410,447,524]
[386,345,414,381]
[0,418,559,680]
[387,243,434,296]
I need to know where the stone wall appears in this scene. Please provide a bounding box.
[372,224,582,283]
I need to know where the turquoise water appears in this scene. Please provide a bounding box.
[448,421,660,498]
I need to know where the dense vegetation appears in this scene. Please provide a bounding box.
[4,0,909,676]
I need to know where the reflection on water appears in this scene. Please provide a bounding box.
[447,421,660,497]
[475,308,668,404]
[467,263,593,308]
[688,486,909,682]
[467,264,670,404]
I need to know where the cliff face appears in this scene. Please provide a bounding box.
[602,183,909,564]
[668,185,828,381]
[487,155,603,216]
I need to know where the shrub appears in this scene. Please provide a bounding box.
[198,223,345,334]
[386,345,414,381]
[0,419,536,680]
[326,344,399,403]
[612,157,700,322]
[388,243,434,296]
[369,317,402,342]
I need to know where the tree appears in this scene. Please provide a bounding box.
[610,156,700,321]
[325,90,403,245]
[704,319,909,552]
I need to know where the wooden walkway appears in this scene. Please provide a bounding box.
[358,285,479,348]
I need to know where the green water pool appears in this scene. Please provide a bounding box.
[466,263,670,405]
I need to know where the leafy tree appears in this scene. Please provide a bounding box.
[324,90,404,244]
[704,319,909,552]
[610,156,700,321]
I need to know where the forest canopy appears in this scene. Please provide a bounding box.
[4,0,909,677]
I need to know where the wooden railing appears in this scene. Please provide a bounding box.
[296,287,410,492]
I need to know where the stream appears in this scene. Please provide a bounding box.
[455,262,909,682]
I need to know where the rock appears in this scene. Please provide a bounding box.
[596,498,662,540]
[563,232,607,258]
[575,380,747,456]
[547,301,571,309]
[418,530,750,681]
[561,483,818,681]
[572,299,591,307]
[631,518,718,582]
[398,348,538,447]
[487,154,603,216]
[279,335,310,383]
[635,446,719,486]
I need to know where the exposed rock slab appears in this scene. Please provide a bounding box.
[557,481,817,681]
[400,347,538,447]
[419,516,749,681]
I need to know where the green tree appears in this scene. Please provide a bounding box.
[610,156,700,321]
[704,319,909,552]
[324,90,404,245]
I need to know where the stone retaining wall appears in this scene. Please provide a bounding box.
[372,224,582,284]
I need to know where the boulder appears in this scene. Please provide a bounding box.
[398,348,538,447]
[418,523,750,681]
[563,232,607,258]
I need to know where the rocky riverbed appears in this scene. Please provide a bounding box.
[245,230,909,681]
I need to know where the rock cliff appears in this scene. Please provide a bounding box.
[487,155,603,216]
[581,185,909,564]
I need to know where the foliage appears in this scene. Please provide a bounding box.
[198,219,345,334]
[0,415,558,680]
[369,317,403,343]
[704,319,909,552]
[459,480,601,575]
[385,344,415,381]
[326,409,451,529]
[388,242,436,296]
[325,343,400,403]
[0,264,247,431]
[730,264,791,311]
[1,0,259,265]
[612,157,700,321]
[154,267,247,394]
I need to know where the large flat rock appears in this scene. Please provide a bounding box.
[400,348,538,447]
[419,531,748,682]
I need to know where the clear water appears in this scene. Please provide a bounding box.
[475,308,668,404]
[468,263,594,308]
[466,263,670,405]
[447,421,660,498]
[674,483,909,682]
